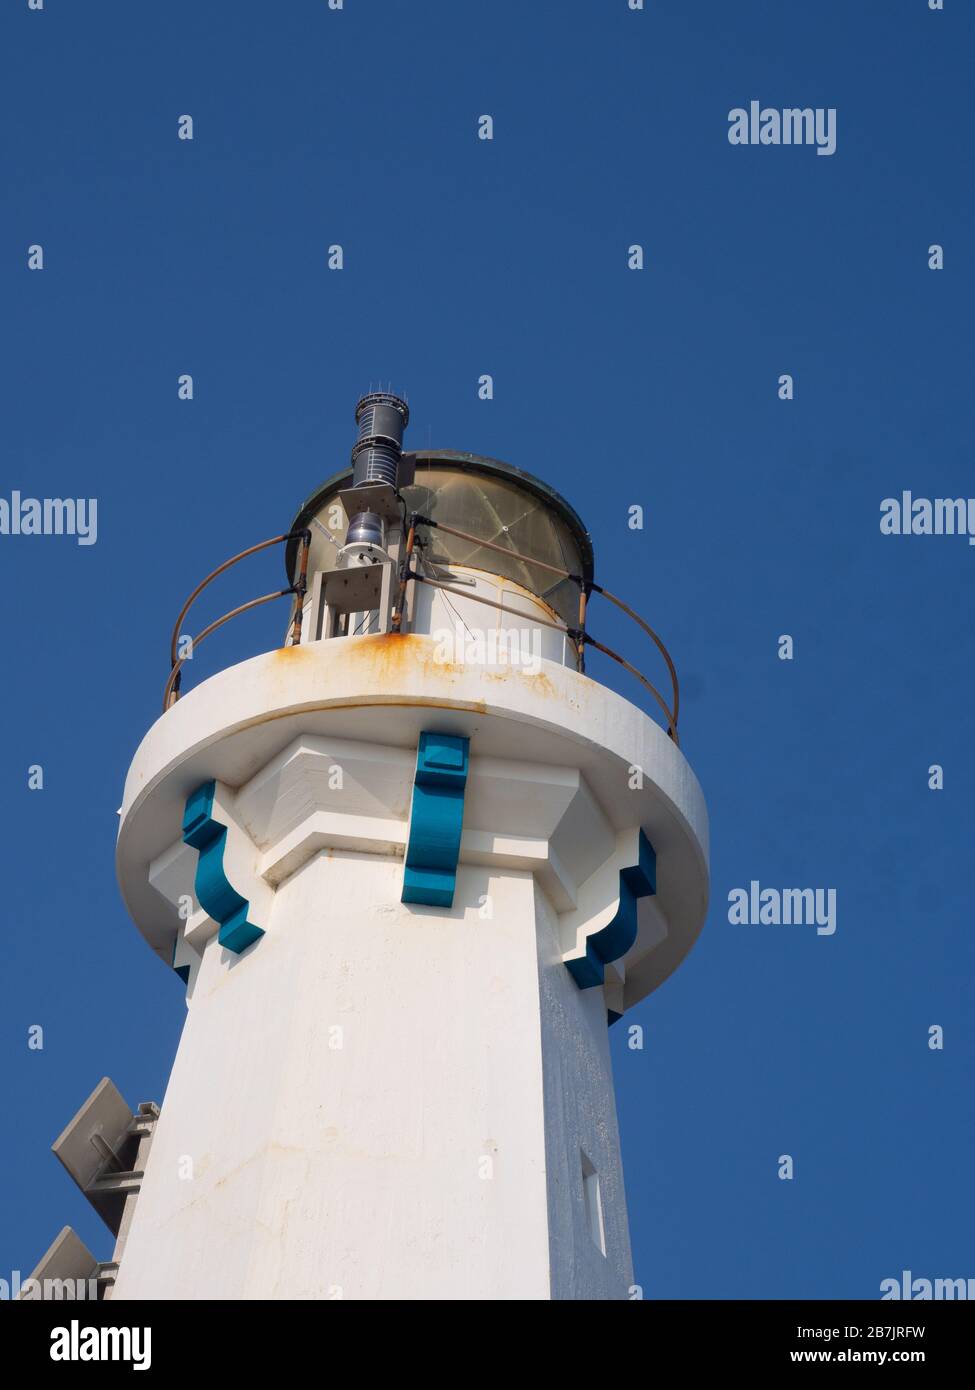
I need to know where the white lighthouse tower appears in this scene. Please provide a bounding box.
[101,394,708,1301]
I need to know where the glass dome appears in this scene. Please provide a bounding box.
[287,451,595,627]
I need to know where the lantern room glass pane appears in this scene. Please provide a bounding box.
[401,466,584,625]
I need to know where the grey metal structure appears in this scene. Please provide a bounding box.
[342,390,410,553]
[23,1077,160,1300]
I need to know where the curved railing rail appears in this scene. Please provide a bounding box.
[161,516,680,745]
[401,515,680,745]
[163,530,310,711]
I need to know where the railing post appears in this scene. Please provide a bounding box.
[576,583,589,673]
[391,513,418,634]
[289,530,312,646]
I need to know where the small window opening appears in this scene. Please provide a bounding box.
[581,1149,607,1256]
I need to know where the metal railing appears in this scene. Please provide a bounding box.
[398,514,680,745]
[162,530,310,710]
[161,515,680,745]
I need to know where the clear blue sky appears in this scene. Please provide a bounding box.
[2,0,972,1299]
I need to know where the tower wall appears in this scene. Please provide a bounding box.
[112,853,631,1300]
[113,634,707,1300]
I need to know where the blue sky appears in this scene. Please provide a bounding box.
[2,0,972,1298]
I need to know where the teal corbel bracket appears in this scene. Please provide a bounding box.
[566,829,656,991]
[402,731,470,908]
[182,780,264,955]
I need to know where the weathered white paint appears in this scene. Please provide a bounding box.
[113,630,708,1300]
[119,634,708,1011]
[409,565,576,668]
[112,855,630,1300]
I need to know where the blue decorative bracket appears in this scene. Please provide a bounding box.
[566,829,656,992]
[402,732,470,908]
[182,780,264,955]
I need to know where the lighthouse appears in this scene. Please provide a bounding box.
[92,393,708,1301]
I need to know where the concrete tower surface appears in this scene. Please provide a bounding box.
[108,398,708,1301]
